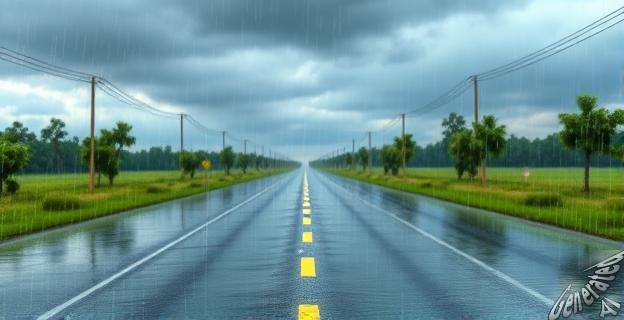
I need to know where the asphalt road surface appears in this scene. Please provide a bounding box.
[0,168,622,319]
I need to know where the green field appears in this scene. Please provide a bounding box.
[0,169,291,240]
[325,167,624,240]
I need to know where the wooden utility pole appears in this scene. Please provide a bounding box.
[473,75,486,186]
[368,131,372,174]
[89,76,96,193]
[179,114,184,169]
[243,139,247,154]
[401,113,406,176]
[473,75,479,124]
[351,139,355,171]
[336,149,339,168]
[222,131,226,150]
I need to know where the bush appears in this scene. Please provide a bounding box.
[42,196,82,211]
[146,185,166,194]
[525,193,563,207]
[5,179,19,194]
[189,182,202,188]
[419,182,433,188]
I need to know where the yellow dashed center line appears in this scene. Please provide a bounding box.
[299,173,320,319]
[298,304,320,320]
[302,231,313,243]
[300,257,316,277]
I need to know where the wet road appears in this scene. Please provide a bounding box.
[0,168,622,319]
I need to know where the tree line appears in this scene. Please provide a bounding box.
[0,118,296,195]
[312,94,624,192]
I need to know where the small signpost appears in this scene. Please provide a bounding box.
[202,159,212,188]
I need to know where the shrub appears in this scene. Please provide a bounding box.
[189,182,202,188]
[146,185,166,194]
[419,182,433,188]
[5,179,19,194]
[42,196,82,211]
[525,193,563,207]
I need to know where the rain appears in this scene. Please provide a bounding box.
[0,1,624,319]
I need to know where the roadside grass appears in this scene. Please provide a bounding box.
[325,167,624,240]
[0,169,290,240]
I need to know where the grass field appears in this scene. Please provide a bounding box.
[0,169,292,240]
[325,167,624,240]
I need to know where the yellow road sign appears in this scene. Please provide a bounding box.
[201,159,212,170]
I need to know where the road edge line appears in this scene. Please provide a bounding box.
[318,171,555,307]
[37,181,278,320]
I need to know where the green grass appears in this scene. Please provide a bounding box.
[0,169,292,240]
[324,167,624,240]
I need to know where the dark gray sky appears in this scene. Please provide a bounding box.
[0,0,623,161]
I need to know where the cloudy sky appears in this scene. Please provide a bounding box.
[0,0,623,162]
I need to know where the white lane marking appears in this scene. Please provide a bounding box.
[37,183,277,320]
[321,173,554,307]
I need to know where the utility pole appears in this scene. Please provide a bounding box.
[473,75,479,124]
[368,131,372,174]
[343,147,346,168]
[222,131,226,150]
[401,113,406,176]
[351,139,355,171]
[336,149,339,168]
[473,75,486,186]
[179,114,184,169]
[243,139,247,154]
[89,76,96,193]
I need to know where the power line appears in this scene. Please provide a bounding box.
[406,77,472,116]
[314,6,624,161]
[0,46,289,159]
[478,6,624,81]
[0,46,93,82]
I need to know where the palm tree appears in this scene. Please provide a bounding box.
[473,115,506,186]
[392,133,416,174]
[448,129,481,180]
[220,146,235,175]
[41,118,67,173]
[111,121,136,153]
[559,95,624,192]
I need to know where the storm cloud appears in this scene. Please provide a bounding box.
[0,0,622,161]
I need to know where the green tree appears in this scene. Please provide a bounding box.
[345,152,358,170]
[3,122,37,144]
[357,147,369,171]
[474,115,506,185]
[559,95,624,192]
[80,136,119,186]
[220,146,235,175]
[0,137,30,195]
[238,153,251,173]
[448,129,482,179]
[393,133,416,172]
[180,151,201,178]
[252,153,263,170]
[41,118,67,173]
[380,145,401,175]
[111,121,136,153]
[442,112,467,141]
